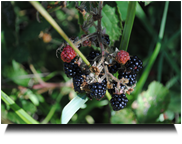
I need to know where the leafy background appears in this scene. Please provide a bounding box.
[1,1,181,124]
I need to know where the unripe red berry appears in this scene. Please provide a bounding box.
[61,45,77,63]
[115,50,130,64]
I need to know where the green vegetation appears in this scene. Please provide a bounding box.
[1,1,181,124]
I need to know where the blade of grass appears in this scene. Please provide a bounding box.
[133,1,169,97]
[119,1,136,51]
[30,1,90,67]
[1,90,39,124]
[41,93,63,124]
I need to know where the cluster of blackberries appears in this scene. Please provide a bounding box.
[61,45,143,111]
[62,51,107,101]
[107,55,143,111]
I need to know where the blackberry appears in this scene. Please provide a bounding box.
[118,71,137,86]
[73,73,86,93]
[110,93,128,111]
[88,79,107,100]
[108,62,121,74]
[63,58,82,78]
[87,51,101,63]
[125,55,143,74]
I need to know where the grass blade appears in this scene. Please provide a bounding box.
[61,93,88,124]
[120,1,136,51]
[1,90,39,124]
[41,93,63,124]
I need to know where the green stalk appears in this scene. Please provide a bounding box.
[119,1,136,51]
[30,1,90,67]
[105,90,112,100]
[41,93,63,124]
[133,1,169,97]
[1,90,39,124]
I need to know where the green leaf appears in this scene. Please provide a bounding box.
[168,91,181,113]
[1,90,39,124]
[20,100,37,114]
[61,93,88,124]
[111,108,137,124]
[115,1,129,21]
[2,60,30,86]
[102,4,121,46]
[25,90,40,106]
[135,81,170,123]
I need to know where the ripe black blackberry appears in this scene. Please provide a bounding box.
[125,55,143,74]
[73,73,86,93]
[88,79,107,100]
[118,71,137,86]
[108,62,121,74]
[63,58,82,78]
[87,51,101,63]
[110,93,128,111]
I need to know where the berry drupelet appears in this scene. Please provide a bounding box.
[110,93,128,111]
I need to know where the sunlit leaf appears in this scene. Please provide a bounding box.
[135,81,170,123]
[111,108,137,124]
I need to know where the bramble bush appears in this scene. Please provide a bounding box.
[1,1,181,124]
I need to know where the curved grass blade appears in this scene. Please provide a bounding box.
[61,93,88,124]
[1,90,39,124]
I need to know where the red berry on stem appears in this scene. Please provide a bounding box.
[115,50,130,64]
[61,45,77,63]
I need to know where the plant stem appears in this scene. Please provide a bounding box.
[30,1,90,67]
[119,1,136,51]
